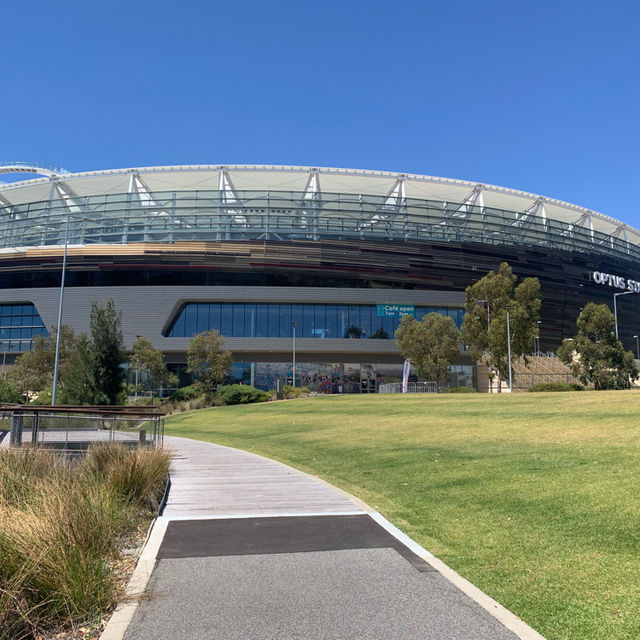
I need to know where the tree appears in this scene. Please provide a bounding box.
[461,262,541,391]
[8,325,77,401]
[130,336,177,401]
[186,330,232,393]
[58,334,96,405]
[557,302,638,390]
[90,299,126,404]
[394,313,460,389]
[0,375,23,403]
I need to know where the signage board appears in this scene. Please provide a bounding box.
[376,304,415,317]
[592,271,640,293]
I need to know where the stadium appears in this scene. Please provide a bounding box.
[1,163,639,392]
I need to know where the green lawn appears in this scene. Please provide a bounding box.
[164,392,640,640]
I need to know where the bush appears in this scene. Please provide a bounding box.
[0,444,171,637]
[170,384,204,402]
[441,386,477,393]
[283,385,310,399]
[0,376,23,404]
[528,382,584,392]
[216,384,267,406]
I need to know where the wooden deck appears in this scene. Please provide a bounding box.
[162,436,365,517]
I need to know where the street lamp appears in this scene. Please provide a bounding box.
[613,290,633,341]
[634,335,639,360]
[505,306,513,393]
[52,212,96,406]
[291,321,296,388]
[535,321,542,356]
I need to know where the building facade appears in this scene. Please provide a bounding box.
[1,164,639,391]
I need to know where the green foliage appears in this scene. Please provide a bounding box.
[217,384,267,405]
[0,376,23,403]
[29,387,53,405]
[89,299,126,404]
[461,262,541,390]
[528,382,584,392]
[557,302,639,390]
[0,445,170,637]
[186,330,232,394]
[283,385,310,399]
[394,313,460,389]
[8,325,77,401]
[58,334,96,405]
[441,386,477,393]
[130,336,177,399]
[170,384,204,402]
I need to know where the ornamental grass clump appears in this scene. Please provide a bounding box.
[0,444,171,639]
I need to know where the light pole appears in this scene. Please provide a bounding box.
[505,306,513,393]
[535,321,542,356]
[613,290,633,341]
[291,321,296,388]
[634,335,639,360]
[52,212,96,406]
[51,215,71,406]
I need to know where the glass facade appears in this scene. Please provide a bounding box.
[0,303,48,352]
[168,360,474,393]
[166,302,465,338]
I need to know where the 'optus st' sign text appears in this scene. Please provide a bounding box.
[592,271,640,293]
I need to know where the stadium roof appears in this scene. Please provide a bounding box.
[0,164,638,246]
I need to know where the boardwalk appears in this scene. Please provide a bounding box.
[163,435,364,517]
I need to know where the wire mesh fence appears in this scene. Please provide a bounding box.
[378,382,440,394]
[0,407,164,453]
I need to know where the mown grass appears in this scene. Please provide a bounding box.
[165,391,640,640]
[0,444,171,639]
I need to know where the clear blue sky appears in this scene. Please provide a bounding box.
[3,1,639,226]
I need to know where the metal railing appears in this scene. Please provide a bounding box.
[378,382,440,393]
[1,406,164,453]
[0,189,637,263]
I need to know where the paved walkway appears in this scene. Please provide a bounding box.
[105,436,544,640]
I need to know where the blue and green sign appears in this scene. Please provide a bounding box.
[376,304,415,318]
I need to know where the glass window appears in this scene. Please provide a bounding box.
[209,303,221,332]
[184,305,197,336]
[256,304,268,337]
[291,305,303,336]
[197,304,209,333]
[220,304,233,335]
[337,305,349,338]
[244,304,256,337]
[325,305,337,338]
[233,304,245,336]
[279,304,291,337]
[313,305,326,338]
[268,305,279,337]
[169,306,186,336]
[302,306,314,338]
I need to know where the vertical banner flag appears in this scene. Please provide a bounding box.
[402,359,411,393]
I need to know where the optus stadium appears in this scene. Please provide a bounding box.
[1,163,639,392]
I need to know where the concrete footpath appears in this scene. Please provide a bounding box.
[102,436,545,640]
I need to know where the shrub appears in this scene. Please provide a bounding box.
[441,386,477,393]
[217,384,267,406]
[0,444,171,637]
[82,443,171,510]
[0,376,23,404]
[170,384,204,402]
[528,382,584,392]
[283,385,310,399]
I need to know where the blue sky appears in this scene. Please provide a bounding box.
[3,1,639,226]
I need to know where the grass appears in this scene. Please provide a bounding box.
[0,444,171,639]
[164,391,640,640]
